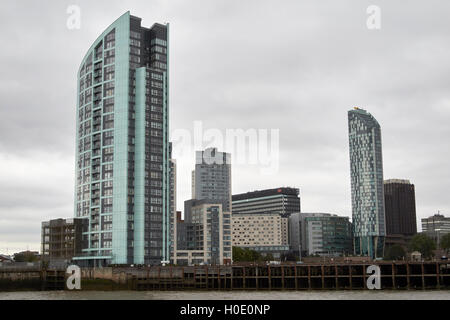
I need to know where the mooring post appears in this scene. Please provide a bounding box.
[421,263,425,290]
[335,265,339,290]
[392,263,396,289]
[363,264,367,290]
[205,266,208,290]
[307,265,311,290]
[218,266,221,290]
[194,267,197,289]
[406,263,411,289]
[230,266,233,290]
[158,267,162,290]
[349,265,352,289]
[268,266,272,290]
[436,262,441,289]
[182,267,185,290]
[256,266,259,290]
[294,265,298,290]
[281,266,285,290]
[243,266,246,290]
[321,265,325,289]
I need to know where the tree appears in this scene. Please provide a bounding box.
[264,253,274,261]
[408,234,436,259]
[440,233,450,254]
[232,247,263,262]
[384,245,406,261]
[13,251,39,262]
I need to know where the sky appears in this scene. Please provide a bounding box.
[1,0,449,254]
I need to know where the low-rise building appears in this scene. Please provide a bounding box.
[289,212,352,257]
[41,218,88,263]
[421,213,450,248]
[232,212,290,259]
[174,200,232,265]
[232,212,289,247]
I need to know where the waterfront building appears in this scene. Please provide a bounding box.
[232,187,300,218]
[41,218,88,263]
[422,213,450,248]
[73,12,171,266]
[232,212,289,259]
[174,200,231,265]
[348,107,386,258]
[384,179,417,248]
[289,213,352,257]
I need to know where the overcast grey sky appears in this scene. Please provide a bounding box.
[1,0,449,254]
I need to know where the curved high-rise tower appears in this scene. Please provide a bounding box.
[348,108,385,259]
[74,12,170,266]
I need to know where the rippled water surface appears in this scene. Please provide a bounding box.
[1,290,450,300]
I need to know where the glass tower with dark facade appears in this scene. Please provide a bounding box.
[73,12,171,266]
[348,108,385,259]
[384,179,417,236]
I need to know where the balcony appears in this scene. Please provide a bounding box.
[93,101,102,110]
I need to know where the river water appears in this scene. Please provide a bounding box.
[1,290,450,300]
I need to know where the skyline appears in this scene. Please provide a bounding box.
[1,0,450,253]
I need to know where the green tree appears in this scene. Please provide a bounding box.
[409,234,436,259]
[13,251,38,262]
[232,247,263,262]
[264,253,274,261]
[232,247,245,262]
[384,244,406,261]
[439,233,450,254]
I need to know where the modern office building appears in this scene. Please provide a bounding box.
[348,107,386,259]
[192,148,232,212]
[422,213,450,248]
[289,213,352,257]
[384,179,417,248]
[174,200,232,265]
[73,12,171,266]
[232,187,300,218]
[384,179,417,235]
[304,214,353,256]
[41,218,88,263]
